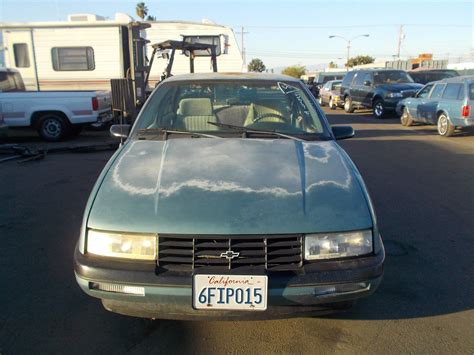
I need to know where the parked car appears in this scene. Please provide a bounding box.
[318,80,343,109]
[397,76,474,136]
[340,69,423,118]
[0,68,113,141]
[310,72,346,97]
[74,72,384,320]
[408,69,459,85]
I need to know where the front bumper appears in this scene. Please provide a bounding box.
[74,244,384,320]
[382,98,403,110]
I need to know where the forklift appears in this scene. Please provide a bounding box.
[110,22,219,123]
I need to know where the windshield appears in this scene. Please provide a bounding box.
[133,80,329,139]
[373,71,414,85]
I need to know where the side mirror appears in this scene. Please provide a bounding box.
[332,125,355,140]
[110,124,131,138]
[363,80,372,86]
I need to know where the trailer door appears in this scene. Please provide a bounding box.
[3,30,38,90]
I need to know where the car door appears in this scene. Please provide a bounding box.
[406,84,433,120]
[360,73,374,107]
[418,84,445,123]
[351,72,366,105]
[3,30,38,90]
[321,82,331,103]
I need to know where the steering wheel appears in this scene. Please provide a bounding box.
[253,112,286,123]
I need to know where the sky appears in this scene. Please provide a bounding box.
[0,0,472,70]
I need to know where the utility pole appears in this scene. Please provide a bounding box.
[396,25,404,59]
[329,34,369,71]
[346,43,351,71]
[236,26,249,66]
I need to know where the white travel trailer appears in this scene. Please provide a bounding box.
[0,14,244,91]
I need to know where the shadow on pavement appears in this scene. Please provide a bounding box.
[327,138,474,321]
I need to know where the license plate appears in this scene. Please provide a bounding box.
[193,274,267,311]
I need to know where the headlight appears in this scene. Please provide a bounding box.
[87,229,157,260]
[386,92,403,98]
[304,230,372,260]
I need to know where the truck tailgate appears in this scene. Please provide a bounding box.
[95,91,112,112]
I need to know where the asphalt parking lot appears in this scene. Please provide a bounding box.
[0,109,473,354]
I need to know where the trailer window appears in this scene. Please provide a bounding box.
[182,36,221,56]
[51,47,95,71]
[13,43,30,68]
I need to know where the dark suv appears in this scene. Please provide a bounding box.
[340,69,423,118]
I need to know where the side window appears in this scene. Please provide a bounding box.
[442,84,462,100]
[341,72,354,86]
[13,43,30,68]
[0,72,13,92]
[323,82,330,90]
[353,72,366,86]
[458,85,466,100]
[430,84,445,99]
[51,47,95,71]
[0,72,20,92]
[417,84,433,99]
[363,73,373,85]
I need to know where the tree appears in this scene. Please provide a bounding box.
[146,15,156,21]
[281,65,306,78]
[328,61,338,69]
[247,58,266,72]
[136,2,148,20]
[346,55,375,68]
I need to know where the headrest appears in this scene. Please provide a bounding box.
[177,98,213,116]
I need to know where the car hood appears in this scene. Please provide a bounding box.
[87,139,372,235]
[377,83,423,92]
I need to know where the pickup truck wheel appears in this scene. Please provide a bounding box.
[437,113,455,137]
[318,96,324,106]
[344,97,355,113]
[37,114,70,141]
[329,97,336,110]
[400,107,414,126]
[373,99,385,119]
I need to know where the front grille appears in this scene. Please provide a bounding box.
[158,235,303,272]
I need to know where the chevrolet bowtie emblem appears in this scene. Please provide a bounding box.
[220,250,240,260]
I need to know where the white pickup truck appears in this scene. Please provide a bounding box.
[0,68,112,141]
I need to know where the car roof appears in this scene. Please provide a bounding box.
[164,72,301,83]
[317,72,346,76]
[409,68,458,73]
[427,75,474,85]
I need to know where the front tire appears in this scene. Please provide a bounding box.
[400,107,414,126]
[437,113,455,137]
[329,97,336,110]
[344,96,355,113]
[373,99,385,119]
[318,96,324,106]
[37,114,71,141]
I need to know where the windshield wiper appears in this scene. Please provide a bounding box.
[137,128,220,139]
[207,122,306,142]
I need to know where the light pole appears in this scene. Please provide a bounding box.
[329,34,370,70]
